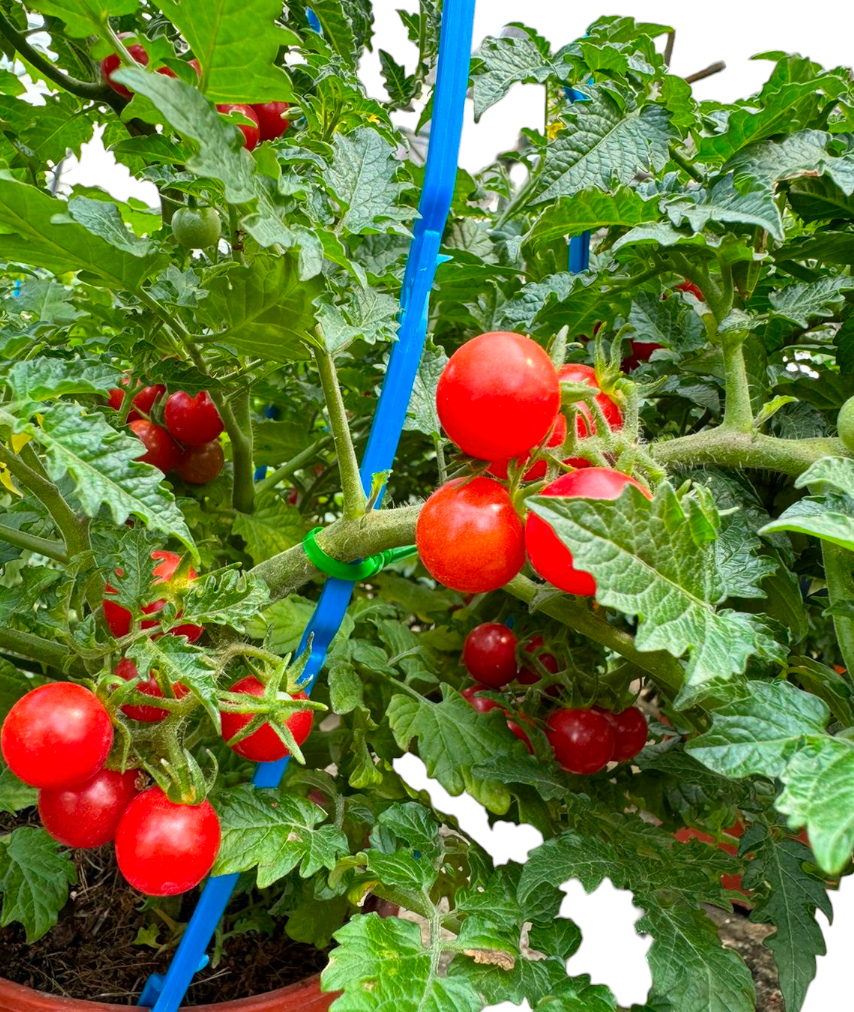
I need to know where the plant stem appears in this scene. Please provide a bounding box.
[669,144,703,183]
[221,388,255,514]
[0,444,89,558]
[254,433,334,496]
[0,522,68,564]
[313,347,367,520]
[0,626,87,676]
[721,335,753,432]
[823,542,854,678]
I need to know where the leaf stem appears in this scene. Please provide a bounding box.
[668,144,703,183]
[221,388,255,514]
[823,542,854,678]
[721,334,753,432]
[254,433,334,496]
[313,347,367,520]
[0,522,68,564]
[0,626,87,676]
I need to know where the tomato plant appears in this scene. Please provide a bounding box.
[1,8,853,1012]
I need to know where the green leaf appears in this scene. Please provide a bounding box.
[323,913,483,1012]
[127,633,220,729]
[768,276,854,327]
[0,827,75,942]
[214,784,348,886]
[664,174,784,241]
[529,483,785,707]
[179,569,270,632]
[11,279,81,326]
[0,175,165,289]
[322,128,413,236]
[52,197,153,257]
[742,824,832,1012]
[533,91,674,204]
[759,457,854,551]
[152,0,296,103]
[788,175,854,222]
[314,283,400,355]
[232,490,304,564]
[471,29,563,121]
[246,594,317,655]
[379,50,416,108]
[525,187,661,248]
[624,289,705,353]
[6,357,122,403]
[0,765,37,815]
[26,0,138,38]
[403,344,448,438]
[726,128,854,196]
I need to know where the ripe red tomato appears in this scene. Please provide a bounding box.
[216,104,261,150]
[130,419,182,472]
[115,787,221,896]
[623,341,661,371]
[516,635,559,686]
[103,550,202,641]
[488,413,567,482]
[416,477,525,593]
[108,379,166,422]
[436,332,560,461]
[593,705,648,761]
[545,708,615,775]
[220,676,313,762]
[460,686,532,752]
[39,768,140,848]
[114,657,188,723]
[525,467,652,596]
[101,36,148,99]
[253,101,290,141]
[1,683,113,789]
[462,623,517,688]
[164,391,224,446]
[674,278,704,301]
[558,363,622,436]
[175,440,224,484]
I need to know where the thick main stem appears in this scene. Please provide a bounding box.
[823,542,854,679]
[314,348,367,520]
[721,335,753,432]
[220,389,255,514]
[0,522,68,564]
[652,429,848,477]
[0,627,88,676]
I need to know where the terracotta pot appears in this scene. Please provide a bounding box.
[0,974,337,1012]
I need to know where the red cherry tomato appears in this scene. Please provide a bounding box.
[558,363,622,437]
[103,550,202,641]
[1,683,113,789]
[674,279,704,301]
[220,676,313,762]
[109,379,166,422]
[39,768,140,848]
[100,36,149,99]
[488,413,569,482]
[164,391,224,446]
[114,657,188,723]
[525,467,652,596]
[516,635,559,687]
[130,419,182,473]
[675,824,748,895]
[115,787,221,896]
[188,58,202,78]
[460,686,532,752]
[216,104,261,150]
[437,332,560,461]
[416,477,525,593]
[593,705,648,761]
[462,623,517,688]
[175,440,224,484]
[545,708,615,775]
[252,101,290,141]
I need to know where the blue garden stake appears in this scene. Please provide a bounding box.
[253,405,279,482]
[140,3,476,1009]
[565,83,591,273]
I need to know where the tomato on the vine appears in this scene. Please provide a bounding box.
[674,278,704,301]
[114,657,188,723]
[416,476,525,593]
[39,768,140,849]
[216,104,261,150]
[593,705,648,761]
[103,549,202,641]
[115,787,221,896]
[130,419,182,473]
[516,635,559,687]
[252,101,290,141]
[175,440,225,484]
[436,331,560,461]
[220,677,313,762]
[525,467,652,596]
[460,686,532,752]
[108,379,166,422]
[488,413,570,482]
[462,623,517,688]
[171,207,222,250]
[100,36,148,99]
[558,363,622,436]
[1,683,113,789]
[164,391,224,446]
[545,708,615,775]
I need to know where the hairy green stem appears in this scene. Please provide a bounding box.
[0,626,87,676]
[669,144,703,183]
[721,335,753,432]
[314,348,367,520]
[0,522,68,564]
[221,389,255,514]
[823,542,854,678]
[255,433,334,496]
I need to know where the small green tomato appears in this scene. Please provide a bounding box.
[171,206,222,250]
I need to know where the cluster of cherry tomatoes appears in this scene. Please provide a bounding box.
[109,380,225,484]
[460,622,647,774]
[101,36,290,151]
[416,330,651,597]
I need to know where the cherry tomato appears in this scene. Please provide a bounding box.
[545,708,615,775]
[1,683,113,789]
[189,59,201,78]
[101,36,149,99]
[416,477,525,593]
[674,279,704,301]
[216,104,261,150]
[175,440,224,484]
[462,623,517,688]
[516,635,559,687]
[558,364,622,437]
[39,768,140,849]
[164,391,224,446]
[103,550,202,641]
[220,676,313,762]
[460,686,532,752]
[675,824,748,895]
[488,413,569,482]
[436,332,560,461]
[114,657,188,723]
[115,787,221,896]
[108,379,166,422]
[623,341,661,371]
[593,705,648,761]
[130,419,182,473]
[171,206,222,250]
[252,101,290,141]
[525,467,652,596]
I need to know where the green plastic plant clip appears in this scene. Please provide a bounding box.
[302,527,417,581]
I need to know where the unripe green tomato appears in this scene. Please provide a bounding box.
[171,206,222,249]
[838,397,854,452]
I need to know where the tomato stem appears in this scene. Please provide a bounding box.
[822,541,854,683]
[720,334,754,432]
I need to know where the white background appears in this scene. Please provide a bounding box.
[64,2,854,1006]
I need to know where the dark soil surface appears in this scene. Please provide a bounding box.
[706,903,783,1011]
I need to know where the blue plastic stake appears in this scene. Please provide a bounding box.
[141,4,476,1009]
[564,83,591,273]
